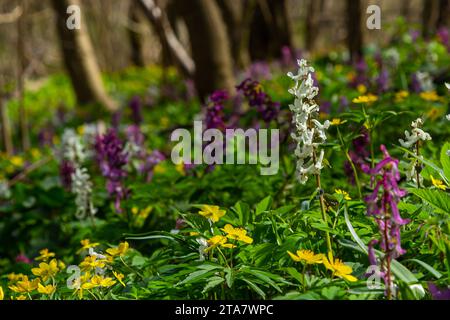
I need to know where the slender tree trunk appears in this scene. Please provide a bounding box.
[305,0,320,52]
[437,0,449,28]
[17,0,30,151]
[421,0,439,38]
[216,0,249,68]
[137,0,194,77]
[249,0,293,60]
[51,0,117,114]
[175,0,235,101]
[0,96,13,156]
[128,1,146,67]
[346,0,363,63]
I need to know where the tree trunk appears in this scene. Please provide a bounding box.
[436,0,449,28]
[128,0,146,67]
[0,96,13,156]
[51,0,117,114]
[346,0,363,63]
[137,0,194,77]
[17,0,30,151]
[421,0,439,38]
[305,0,320,52]
[175,0,235,101]
[249,0,293,60]
[216,0,249,68]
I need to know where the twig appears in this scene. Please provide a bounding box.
[8,156,52,187]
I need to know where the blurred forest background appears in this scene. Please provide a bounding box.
[0,0,448,154]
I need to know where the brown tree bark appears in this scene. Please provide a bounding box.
[436,0,449,28]
[305,0,320,52]
[128,1,146,67]
[421,0,439,38]
[0,96,13,156]
[17,0,30,151]
[137,0,194,77]
[346,0,364,63]
[216,0,250,68]
[174,0,235,101]
[51,0,117,114]
[249,0,293,60]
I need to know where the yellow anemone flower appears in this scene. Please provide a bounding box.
[37,283,56,295]
[90,275,116,288]
[16,295,27,300]
[395,90,409,102]
[0,286,4,300]
[206,235,236,252]
[221,224,253,244]
[77,239,100,254]
[106,241,129,257]
[35,248,55,261]
[113,271,126,287]
[330,118,345,126]
[352,94,378,104]
[31,259,59,281]
[323,253,357,282]
[357,84,367,94]
[431,175,447,190]
[9,156,24,167]
[9,276,40,293]
[420,91,440,102]
[8,273,25,282]
[79,255,107,271]
[198,205,226,223]
[287,250,324,264]
[335,189,351,200]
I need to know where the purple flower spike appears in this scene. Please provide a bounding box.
[95,129,129,213]
[364,145,410,297]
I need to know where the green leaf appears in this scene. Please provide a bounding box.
[241,279,266,299]
[408,188,450,213]
[232,201,251,226]
[176,269,215,286]
[241,268,282,293]
[441,142,450,181]
[256,196,272,215]
[405,259,442,279]
[202,276,225,293]
[225,268,234,288]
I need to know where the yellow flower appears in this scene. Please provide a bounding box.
[420,91,440,102]
[35,248,55,261]
[30,148,41,159]
[352,94,378,104]
[16,295,27,300]
[198,205,226,223]
[9,276,40,293]
[189,231,200,236]
[357,84,367,94]
[37,283,56,295]
[221,224,253,244]
[153,163,166,174]
[79,255,107,271]
[176,162,185,175]
[431,175,447,190]
[8,273,25,282]
[287,250,324,264]
[160,116,170,128]
[9,156,24,167]
[106,241,129,257]
[335,189,351,200]
[395,90,409,102]
[31,259,59,281]
[206,235,236,252]
[113,271,126,287]
[330,118,346,126]
[58,260,66,270]
[0,286,4,300]
[77,239,100,253]
[323,253,357,282]
[90,275,116,288]
[77,125,85,135]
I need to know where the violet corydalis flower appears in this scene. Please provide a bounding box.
[363,145,409,296]
[236,78,280,123]
[205,90,228,130]
[95,129,129,213]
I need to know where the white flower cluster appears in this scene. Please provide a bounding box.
[399,118,431,184]
[288,59,330,184]
[61,128,97,219]
[399,118,432,149]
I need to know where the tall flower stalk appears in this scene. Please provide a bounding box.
[363,145,409,299]
[288,59,332,256]
[399,118,431,188]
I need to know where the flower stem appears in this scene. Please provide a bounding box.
[415,141,421,188]
[337,126,362,198]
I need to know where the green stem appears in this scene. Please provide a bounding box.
[337,126,362,198]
